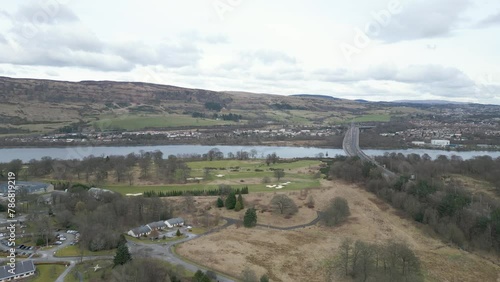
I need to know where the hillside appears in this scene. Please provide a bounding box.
[0,76,385,135]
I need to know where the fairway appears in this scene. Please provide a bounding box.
[104,159,322,195]
[93,114,235,130]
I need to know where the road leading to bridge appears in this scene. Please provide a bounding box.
[343,124,396,178]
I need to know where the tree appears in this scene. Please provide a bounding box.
[235,200,242,212]
[193,270,212,282]
[117,234,127,248]
[306,195,315,208]
[216,197,224,208]
[244,208,257,228]
[323,197,350,226]
[176,229,182,237]
[225,191,237,210]
[237,192,244,209]
[113,244,132,266]
[274,169,285,181]
[260,274,269,282]
[270,194,298,215]
[338,238,352,277]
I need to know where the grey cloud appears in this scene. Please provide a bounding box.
[314,64,477,99]
[476,11,500,28]
[15,2,79,25]
[111,40,202,68]
[373,0,470,42]
[0,34,7,44]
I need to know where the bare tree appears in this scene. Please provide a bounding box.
[270,194,298,215]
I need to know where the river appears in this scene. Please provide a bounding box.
[0,145,499,163]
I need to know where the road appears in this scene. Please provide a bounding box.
[343,124,396,178]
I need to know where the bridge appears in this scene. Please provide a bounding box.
[343,124,396,178]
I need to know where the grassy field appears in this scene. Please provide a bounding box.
[64,259,113,282]
[177,180,500,282]
[105,179,321,195]
[55,245,115,257]
[348,114,391,123]
[28,264,67,282]
[64,259,194,282]
[104,159,322,195]
[93,114,235,130]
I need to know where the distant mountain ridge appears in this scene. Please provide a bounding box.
[290,94,341,100]
[390,99,470,105]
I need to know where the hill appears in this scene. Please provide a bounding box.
[0,76,381,135]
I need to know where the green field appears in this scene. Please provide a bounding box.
[28,264,67,282]
[105,178,320,195]
[104,160,322,195]
[93,114,236,130]
[348,114,391,123]
[55,245,115,257]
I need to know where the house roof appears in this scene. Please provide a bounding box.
[0,260,35,280]
[166,217,184,225]
[130,225,152,235]
[147,221,166,229]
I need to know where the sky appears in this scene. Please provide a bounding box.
[0,0,499,104]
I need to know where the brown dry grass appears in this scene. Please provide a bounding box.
[176,180,500,282]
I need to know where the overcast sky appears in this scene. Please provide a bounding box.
[1,0,499,104]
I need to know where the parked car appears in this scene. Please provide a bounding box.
[54,241,62,245]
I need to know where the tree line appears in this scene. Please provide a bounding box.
[144,186,249,198]
[0,150,192,185]
[327,153,500,254]
[323,238,422,282]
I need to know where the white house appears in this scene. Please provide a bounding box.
[127,225,152,238]
[165,218,184,228]
[0,260,36,282]
[431,139,450,147]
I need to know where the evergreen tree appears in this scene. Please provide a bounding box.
[260,274,269,282]
[237,192,244,209]
[176,229,182,237]
[235,200,242,212]
[225,191,236,210]
[243,208,257,228]
[117,234,127,248]
[113,244,132,266]
[216,197,224,208]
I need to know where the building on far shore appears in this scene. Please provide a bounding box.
[411,141,425,146]
[431,139,450,147]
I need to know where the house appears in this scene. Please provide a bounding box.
[127,225,152,238]
[165,218,184,228]
[147,221,167,231]
[0,260,36,282]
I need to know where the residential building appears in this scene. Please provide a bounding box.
[0,260,36,282]
[165,218,184,228]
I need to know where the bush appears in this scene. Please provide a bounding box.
[262,176,271,184]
